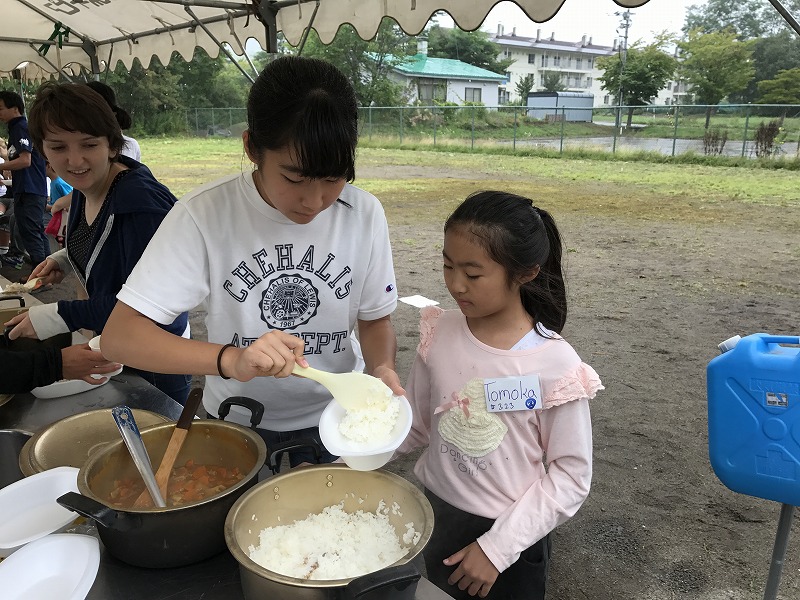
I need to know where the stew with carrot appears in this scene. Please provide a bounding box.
[107,459,245,508]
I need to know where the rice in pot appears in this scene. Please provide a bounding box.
[248,499,418,580]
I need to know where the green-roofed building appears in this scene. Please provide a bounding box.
[388,40,505,106]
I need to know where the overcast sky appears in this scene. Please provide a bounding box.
[437,0,706,47]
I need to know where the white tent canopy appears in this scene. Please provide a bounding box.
[2,0,653,80]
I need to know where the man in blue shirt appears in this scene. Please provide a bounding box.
[0,91,49,269]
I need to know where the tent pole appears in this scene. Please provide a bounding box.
[257,2,280,53]
[768,0,800,36]
[81,39,102,79]
[296,1,321,55]
[185,6,255,83]
[27,42,74,82]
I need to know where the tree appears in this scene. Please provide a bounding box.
[678,29,755,128]
[289,18,409,106]
[757,68,800,113]
[682,2,800,104]
[683,0,800,39]
[103,57,183,135]
[743,32,800,103]
[597,37,677,127]
[514,74,534,102]
[427,25,512,75]
[99,46,257,134]
[540,71,565,92]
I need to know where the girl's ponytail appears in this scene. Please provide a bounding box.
[522,207,567,334]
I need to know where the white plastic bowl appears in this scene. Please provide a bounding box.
[88,335,102,353]
[0,533,100,600]
[318,395,412,471]
[31,336,123,396]
[0,466,80,556]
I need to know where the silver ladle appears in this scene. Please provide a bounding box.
[111,405,167,508]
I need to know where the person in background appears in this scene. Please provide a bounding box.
[85,81,141,161]
[0,137,8,199]
[0,137,10,255]
[3,83,190,404]
[395,191,602,599]
[0,91,49,270]
[1,344,120,394]
[44,162,72,252]
[101,56,403,468]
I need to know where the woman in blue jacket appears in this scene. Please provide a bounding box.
[3,83,190,404]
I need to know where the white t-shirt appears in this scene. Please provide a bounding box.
[118,172,398,430]
[122,135,141,162]
[0,157,6,197]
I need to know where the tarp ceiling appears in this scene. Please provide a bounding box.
[2,0,651,80]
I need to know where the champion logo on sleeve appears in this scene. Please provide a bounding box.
[385,284,394,293]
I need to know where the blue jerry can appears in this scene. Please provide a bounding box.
[707,334,800,505]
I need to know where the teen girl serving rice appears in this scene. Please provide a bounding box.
[395,191,603,599]
[102,56,403,467]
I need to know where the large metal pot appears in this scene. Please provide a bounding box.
[57,417,267,568]
[19,408,171,476]
[225,465,434,600]
[0,296,72,352]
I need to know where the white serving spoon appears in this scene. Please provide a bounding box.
[292,364,392,412]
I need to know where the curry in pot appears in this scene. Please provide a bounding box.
[108,459,244,508]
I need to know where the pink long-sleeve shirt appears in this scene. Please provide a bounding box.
[396,307,603,572]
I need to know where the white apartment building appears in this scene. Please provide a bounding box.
[491,25,617,107]
[653,79,693,105]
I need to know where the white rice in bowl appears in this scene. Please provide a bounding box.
[338,394,400,446]
[248,499,419,580]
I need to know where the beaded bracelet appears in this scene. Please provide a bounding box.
[217,343,235,380]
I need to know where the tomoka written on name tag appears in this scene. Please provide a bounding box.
[484,374,543,412]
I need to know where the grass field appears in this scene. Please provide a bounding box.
[144,138,800,224]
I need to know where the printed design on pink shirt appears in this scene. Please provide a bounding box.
[437,377,508,457]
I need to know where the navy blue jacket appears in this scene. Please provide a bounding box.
[7,116,47,198]
[58,156,188,337]
[1,347,62,393]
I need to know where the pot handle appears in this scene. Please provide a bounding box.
[345,563,421,600]
[0,324,15,349]
[57,491,143,531]
[0,295,25,308]
[267,438,323,474]
[217,396,265,429]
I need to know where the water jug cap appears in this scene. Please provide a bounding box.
[718,335,742,354]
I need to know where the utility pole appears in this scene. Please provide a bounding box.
[615,9,631,133]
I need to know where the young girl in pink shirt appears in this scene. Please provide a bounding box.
[396,191,603,599]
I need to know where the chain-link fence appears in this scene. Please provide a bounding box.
[183,103,800,159]
[185,107,247,137]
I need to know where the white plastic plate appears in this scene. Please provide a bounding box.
[30,364,124,399]
[0,533,100,600]
[0,466,80,556]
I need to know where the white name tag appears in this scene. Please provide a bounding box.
[484,375,543,412]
